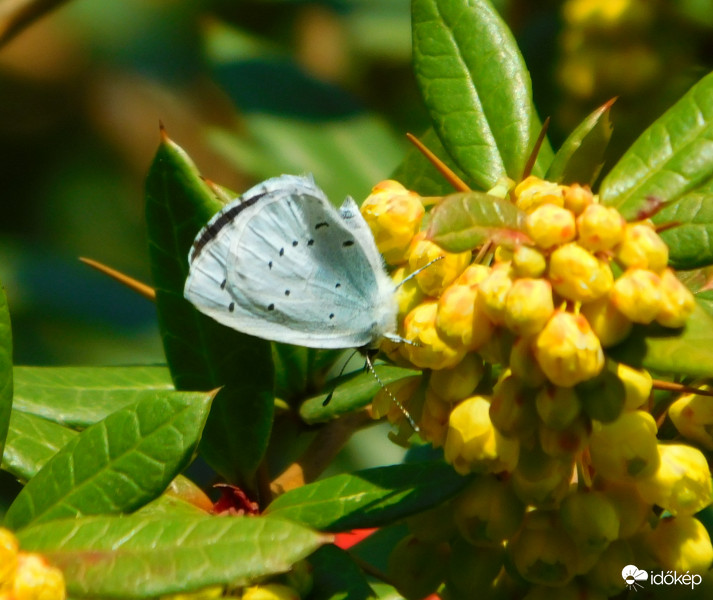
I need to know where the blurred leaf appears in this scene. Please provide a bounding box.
[18,514,328,599]
[411,0,552,190]
[653,181,713,269]
[426,192,528,252]
[2,411,77,482]
[145,134,274,484]
[0,285,11,467]
[4,390,213,531]
[609,299,713,377]
[299,365,421,424]
[266,462,468,531]
[391,128,470,196]
[546,99,614,185]
[0,0,71,47]
[12,366,173,428]
[600,71,713,220]
[309,545,376,600]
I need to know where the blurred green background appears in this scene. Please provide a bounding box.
[2,0,713,368]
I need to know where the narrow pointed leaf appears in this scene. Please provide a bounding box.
[266,462,468,531]
[412,0,552,190]
[0,286,11,467]
[546,99,614,185]
[18,514,328,599]
[609,299,713,376]
[299,365,421,424]
[11,366,173,428]
[4,390,213,530]
[2,411,77,481]
[145,134,273,484]
[600,71,713,220]
[426,191,527,252]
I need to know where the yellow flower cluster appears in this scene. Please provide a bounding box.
[360,176,712,596]
[0,528,65,600]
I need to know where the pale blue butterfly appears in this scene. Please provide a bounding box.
[184,174,401,350]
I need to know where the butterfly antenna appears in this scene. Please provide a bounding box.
[396,256,445,288]
[322,349,360,406]
[364,352,420,433]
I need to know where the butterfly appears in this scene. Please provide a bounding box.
[184,174,400,350]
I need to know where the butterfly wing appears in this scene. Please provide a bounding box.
[184,175,396,349]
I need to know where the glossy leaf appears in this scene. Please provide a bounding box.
[610,299,713,377]
[11,366,173,428]
[18,514,328,599]
[299,365,421,424]
[145,133,274,484]
[0,285,11,468]
[309,545,376,600]
[546,99,614,185]
[266,462,468,531]
[426,191,527,252]
[2,411,77,482]
[412,0,552,190]
[600,71,713,220]
[4,390,213,530]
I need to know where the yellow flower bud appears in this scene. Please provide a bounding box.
[408,233,471,297]
[514,176,565,212]
[656,268,696,328]
[636,443,713,516]
[444,396,519,475]
[616,363,652,411]
[510,336,547,388]
[429,352,485,402]
[512,245,547,278]
[510,444,574,508]
[476,262,514,325]
[580,294,633,347]
[589,411,659,480]
[0,528,19,590]
[534,311,605,387]
[610,268,662,323]
[599,479,652,539]
[242,584,300,600]
[539,417,590,458]
[418,388,451,448]
[13,554,66,600]
[490,374,538,440]
[560,490,620,554]
[391,266,426,320]
[548,243,613,302]
[645,515,713,573]
[456,263,491,286]
[436,284,494,351]
[526,204,577,249]
[576,204,626,251]
[615,222,668,272]
[536,385,581,430]
[669,388,713,450]
[402,301,465,369]
[360,180,425,265]
[453,476,525,545]
[583,539,633,597]
[563,183,594,215]
[504,278,554,336]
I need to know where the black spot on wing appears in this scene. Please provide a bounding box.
[229,302,235,312]
[268,303,275,311]
[315,222,329,229]
[342,240,354,247]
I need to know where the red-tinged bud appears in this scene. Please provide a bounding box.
[456,263,491,286]
[360,180,425,265]
[610,268,662,323]
[563,183,594,215]
[436,283,495,351]
[656,268,695,328]
[402,301,466,370]
[490,374,538,440]
[669,388,713,450]
[408,232,471,297]
[514,176,566,212]
[539,416,590,458]
[526,204,577,249]
[504,278,555,337]
[476,262,514,325]
[576,203,626,252]
[615,222,668,272]
[548,243,613,303]
[512,245,547,278]
[536,385,581,430]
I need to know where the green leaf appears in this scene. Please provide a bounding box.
[391,128,471,196]
[412,0,551,190]
[426,191,527,252]
[18,514,328,599]
[653,181,713,269]
[4,390,213,531]
[265,462,468,531]
[546,99,614,185]
[12,366,173,428]
[145,133,274,484]
[609,299,713,377]
[600,71,713,220]
[0,285,12,468]
[2,411,77,481]
[309,545,376,600]
[299,366,421,425]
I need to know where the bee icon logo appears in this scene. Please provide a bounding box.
[622,564,648,591]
